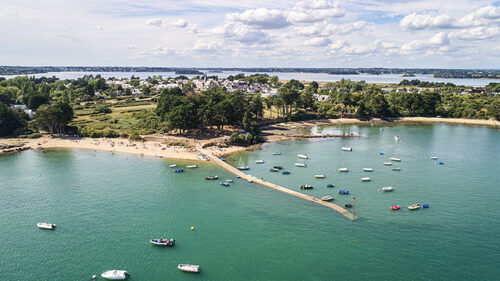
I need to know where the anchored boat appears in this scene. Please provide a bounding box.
[300,184,313,189]
[205,175,218,180]
[338,190,349,194]
[408,204,420,210]
[273,152,281,155]
[391,205,400,210]
[382,186,394,192]
[169,164,177,168]
[361,177,371,181]
[178,264,200,273]
[295,163,307,167]
[341,147,352,151]
[430,156,438,160]
[37,222,56,230]
[384,162,392,166]
[326,183,335,187]
[297,154,309,159]
[315,174,326,178]
[101,270,129,280]
[392,167,401,171]
[363,168,373,172]
[269,168,279,172]
[338,168,348,172]
[220,182,229,186]
[174,169,184,173]
[321,196,334,201]
[255,160,265,164]
[282,170,290,175]
[186,165,198,168]
[390,157,401,162]
[150,238,175,246]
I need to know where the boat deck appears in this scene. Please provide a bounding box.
[198,145,358,221]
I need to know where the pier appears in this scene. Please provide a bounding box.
[198,146,358,221]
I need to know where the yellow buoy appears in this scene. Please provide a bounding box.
[191,226,194,231]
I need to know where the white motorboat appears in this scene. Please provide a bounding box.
[37,222,56,230]
[255,160,265,164]
[238,166,250,170]
[295,163,307,167]
[384,162,392,166]
[273,152,281,155]
[389,157,401,162]
[178,264,200,273]
[315,175,326,178]
[297,154,309,159]
[169,164,177,168]
[337,168,348,172]
[408,204,420,210]
[361,177,371,181]
[341,147,352,151]
[394,136,400,141]
[430,156,438,160]
[363,168,373,172]
[226,179,233,183]
[101,270,129,280]
[186,165,198,168]
[382,186,394,192]
[150,238,175,246]
[321,195,334,201]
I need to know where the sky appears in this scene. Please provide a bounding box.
[1,0,500,68]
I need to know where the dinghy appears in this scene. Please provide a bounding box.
[361,177,371,181]
[362,168,373,172]
[408,204,420,210]
[341,147,352,151]
[384,162,392,166]
[269,168,279,172]
[255,160,265,164]
[101,270,129,280]
[169,164,177,168]
[391,205,400,210]
[150,238,175,246]
[337,168,348,172]
[297,154,309,159]
[37,222,56,230]
[389,157,401,162]
[174,169,184,173]
[315,175,326,178]
[273,166,283,170]
[220,182,229,186]
[295,163,307,167]
[273,152,281,155]
[338,190,349,194]
[382,186,394,192]
[178,264,200,273]
[238,166,250,170]
[321,196,334,201]
[186,165,198,169]
[392,167,401,171]
[282,170,290,175]
[205,175,218,180]
[430,156,438,160]
[326,183,335,187]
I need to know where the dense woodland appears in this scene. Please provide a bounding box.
[0,75,499,139]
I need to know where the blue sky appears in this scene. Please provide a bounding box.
[1,0,500,68]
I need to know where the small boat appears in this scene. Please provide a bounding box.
[174,169,184,173]
[337,168,348,172]
[338,190,349,194]
[345,204,352,208]
[326,183,334,187]
[430,156,438,160]
[361,177,371,181]
[391,205,400,210]
[255,160,265,164]
[362,168,373,172]
[246,179,253,183]
[177,264,200,273]
[423,204,429,208]
[392,167,401,171]
[380,152,385,155]
[238,166,250,170]
[273,152,281,156]
[150,238,175,246]
[220,182,229,186]
[341,147,352,151]
[273,166,283,170]
[321,196,334,201]
[315,175,326,178]
[297,154,308,159]
[226,179,233,183]
[205,175,218,180]
[439,162,444,165]
[390,157,401,162]
[394,136,400,141]
[37,222,56,230]
[186,165,198,169]
[101,270,129,280]
[282,170,290,175]
[295,163,307,167]
[169,164,177,168]
[300,184,313,190]
[384,162,392,166]
[408,204,420,210]
[382,186,394,192]
[269,168,279,172]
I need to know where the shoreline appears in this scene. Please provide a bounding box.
[1,117,498,160]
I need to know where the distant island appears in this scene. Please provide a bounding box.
[1,66,500,79]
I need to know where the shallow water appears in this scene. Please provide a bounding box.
[1,124,499,280]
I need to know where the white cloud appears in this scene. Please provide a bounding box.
[400,13,454,30]
[304,37,331,46]
[172,19,188,28]
[226,8,290,29]
[401,32,449,52]
[449,26,500,40]
[146,18,163,26]
[295,21,368,36]
[287,0,344,23]
[192,39,222,52]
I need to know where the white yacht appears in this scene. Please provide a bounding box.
[382,186,394,192]
[295,163,307,167]
[362,168,373,172]
[314,175,326,178]
[389,157,401,162]
[101,270,129,280]
[297,154,309,159]
[341,147,352,151]
[177,264,200,273]
[384,162,393,166]
[255,160,265,164]
[37,222,56,230]
[337,168,348,172]
[361,177,371,181]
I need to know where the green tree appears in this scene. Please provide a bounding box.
[0,103,26,136]
[35,102,74,135]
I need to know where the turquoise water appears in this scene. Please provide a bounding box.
[1,124,499,280]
